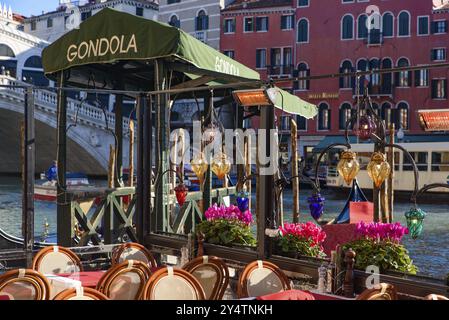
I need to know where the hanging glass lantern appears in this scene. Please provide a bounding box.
[211,152,231,180]
[308,193,325,220]
[190,152,208,185]
[405,207,426,239]
[174,183,188,206]
[203,121,221,145]
[236,190,250,212]
[367,152,391,188]
[337,150,360,185]
[354,115,377,140]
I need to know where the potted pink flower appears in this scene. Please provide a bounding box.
[341,222,417,274]
[197,204,256,247]
[277,222,327,258]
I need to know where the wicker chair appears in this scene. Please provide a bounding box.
[111,242,157,268]
[142,267,205,300]
[32,246,83,274]
[96,260,152,300]
[0,269,51,300]
[53,287,109,300]
[182,255,229,300]
[237,260,291,298]
[356,283,398,300]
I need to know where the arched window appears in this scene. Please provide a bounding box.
[195,10,209,31]
[318,102,331,130]
[24,56,43,68]
[297,62,309,90]
[396,58,411,87]
[342,15,354,39]
[297,19,308,43]
[382,12,393,37]
[169,15,180,28]
[355,59,368,94]
[339,60,354,89]
[398,11,410,36]
[369,59,380,87]
[0,44,17,78]
[358,14,368,39]
[339,103,352,130]
[0,44,15,57]
[381,58,393,94]
[396,102,409,130]
[381,102,392,127]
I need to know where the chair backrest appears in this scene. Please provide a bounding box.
[142,267,206,300]
[96,260,151,300]
[356,283,398,300]
[237,260,291,298]
[32,246,83,274]
[424,294,449,300]
[53,287,108,300]
[0,269,51,300]
[111,242,157,268]
[182,255,229,300]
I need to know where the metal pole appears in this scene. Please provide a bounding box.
[291,118,300,223]
[136,94,145,240]
[114,88,123,187]
[22,87,35,267]
[56,71,73,247]
[388,124,395,222]
[142,95,152,240]
[257,105,275,259]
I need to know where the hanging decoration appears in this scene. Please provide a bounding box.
[203,121,221,145]
[174,183,188,206]
[354,114,377,140]
[236,190,250,212]
[190,152,208,185]
[211,152,231,180]
[404,207,426,239]
[337,150,360,186]
[308,193,325,220]
[367,152,391,188]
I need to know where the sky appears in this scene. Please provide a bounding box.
[5,0,60,17]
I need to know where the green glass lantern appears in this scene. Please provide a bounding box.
[405,207,426,239]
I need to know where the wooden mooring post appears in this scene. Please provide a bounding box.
[22,87,35,267]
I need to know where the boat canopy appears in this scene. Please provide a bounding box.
[41,8,317,118]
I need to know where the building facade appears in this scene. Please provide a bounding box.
[221,0,449,162]
[22,0,158,43]
[159,0,234,50]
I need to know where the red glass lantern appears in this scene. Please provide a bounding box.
[174,183,188,206]
[354,115,376,140]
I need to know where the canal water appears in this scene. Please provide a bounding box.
[1,176,448,279]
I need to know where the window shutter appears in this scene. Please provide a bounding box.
[266,17,269,31]
[431,49,435,61]
[431,80,437,99]
[206,16,209,30]
[407,71,412,87]
[445,21,448,32]
[444,80,448,98]
[195,16,199,31]
[339,67,344,88]
[414,70,420,87]
[293,81,299,90]
[306,69,310,90]
[431,21,436,34]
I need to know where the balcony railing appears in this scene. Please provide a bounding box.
[267,64,294,77]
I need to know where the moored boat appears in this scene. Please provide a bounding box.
[34,172,90,202]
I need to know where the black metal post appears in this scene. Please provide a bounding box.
[257,105,275,259]
[136,94,145,241]
[142,95,152,241]
[203,95,212,212]
[114,87,123,187]
[22,87,35,267]
[56,72,73,247]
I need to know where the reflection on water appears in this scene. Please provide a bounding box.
[1,176,448,279]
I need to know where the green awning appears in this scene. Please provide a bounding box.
[41,8,317,119]
[273,88,317,119]
[42,8,260,81]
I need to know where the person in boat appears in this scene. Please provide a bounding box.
[46,160,58,183]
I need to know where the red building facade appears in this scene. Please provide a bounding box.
[221,0,449,160]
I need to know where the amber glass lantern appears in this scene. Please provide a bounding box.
[211,152,231,180]
[337,150,360,185]
[190,152,208,185]
[367,152,391,188]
